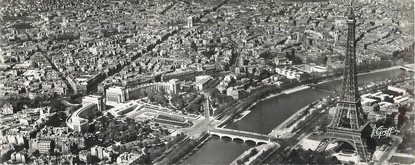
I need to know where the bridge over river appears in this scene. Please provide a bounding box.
[208,128,280,144]
[399,64,414,72]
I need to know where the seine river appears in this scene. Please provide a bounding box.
[181,68,410,164]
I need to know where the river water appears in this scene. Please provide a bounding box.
[181,68,410,164]
[181,136,255,164]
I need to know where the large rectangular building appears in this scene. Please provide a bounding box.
[75,73,105,94]
[195,75,213,91]
[72,117,89,133]
[106,86,128,103]
[30,139,53,154]
[82,95,105,112]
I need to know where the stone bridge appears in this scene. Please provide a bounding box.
[208,128,279,144]
[399,64,414,72]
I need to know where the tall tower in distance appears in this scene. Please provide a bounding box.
[317,2,371,163]
[187,16,193,28]
[332,1,364,130]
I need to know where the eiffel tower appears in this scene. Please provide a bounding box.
[317,2,371,163]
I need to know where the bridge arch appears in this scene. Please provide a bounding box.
[233,137,244,142]
[221,135,232,140]
[211,134,221,138]
[245,139,257,144]
[257,141,267,145]
[326,138,357,152]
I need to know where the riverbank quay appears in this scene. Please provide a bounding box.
[153,132,209,164]
[216,84,319,129]
[230,143,279,165]
[151,135,189,164]
[269,70,412,139]
[269,100,329,138]
[216,85,315,128]
[217,65,408,129]
[315,65,402,86]
[216,85,281,128]
[176,133,211,164]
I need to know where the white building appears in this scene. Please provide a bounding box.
[91,146,112,160]
[106,86,128,103]
[310,65,328,73]
[195,75,213,91]
[83,95,105,112]
[387,85,407,95]
[187,16,193,28]
[10,151,27,163]
[275,67,305,81]
[274,57,292,66]
[117,152,141,165]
